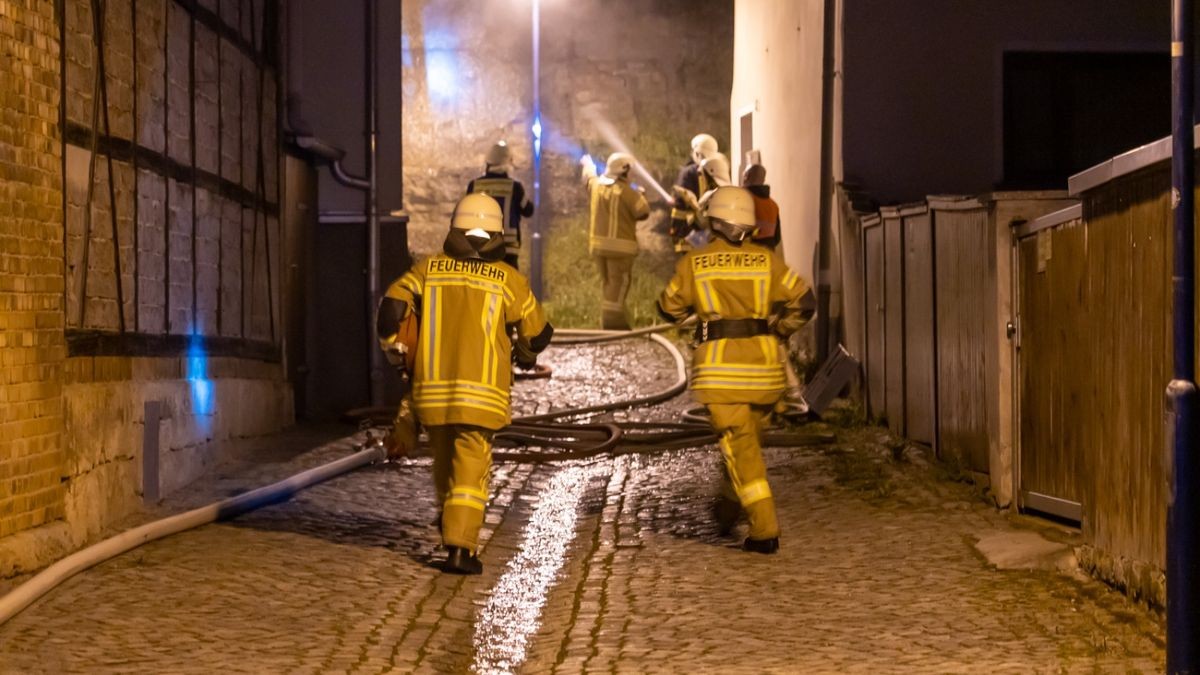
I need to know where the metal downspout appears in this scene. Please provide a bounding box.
[815,0,838,364]
[1168,0,1200,671]
[365,0,383,407]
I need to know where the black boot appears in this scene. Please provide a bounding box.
[743,537,779,554]
[442,546,483,575]
[712,496,740,536]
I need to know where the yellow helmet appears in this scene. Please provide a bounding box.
[604,152,635,179]
[451,193,504,234]
[691,133,718,164]
[485,141,511,169]
[704,186,757,242]
[701,153,732,187]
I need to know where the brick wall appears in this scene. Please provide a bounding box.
[0,1,67,539]
[0,0,292,573]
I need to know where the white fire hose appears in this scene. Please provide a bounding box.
[0,327,690,627]
[0,446,385,626]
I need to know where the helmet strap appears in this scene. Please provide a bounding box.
[444,229,507,262]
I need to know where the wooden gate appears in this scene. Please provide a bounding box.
[1013,205,1085,520]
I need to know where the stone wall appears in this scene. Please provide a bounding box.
[59,355,291,551]
[399,0,734,257]
[0,0,292,577]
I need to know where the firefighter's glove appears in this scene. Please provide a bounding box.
[513,343,539,371]
[381,340,409,371]
[385,396,418,460]
[673,185,700,211]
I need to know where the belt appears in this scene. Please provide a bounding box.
[694,318,770,343]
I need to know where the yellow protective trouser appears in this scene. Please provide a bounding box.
[595,253,635,330]
[707,403,780,541]
[428,425,493,551]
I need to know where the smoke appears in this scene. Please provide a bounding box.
[578,104,673,202]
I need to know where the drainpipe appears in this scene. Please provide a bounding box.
[815,0,838,364]
[1167,0,1199,671]
[365,0,383,407]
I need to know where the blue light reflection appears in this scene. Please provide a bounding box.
[532,115,542,158]
[186,331,214,433]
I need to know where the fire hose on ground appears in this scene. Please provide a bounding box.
[0,325,833,626]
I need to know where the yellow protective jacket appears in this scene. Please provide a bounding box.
[658,237,812,405]
[587,176,651,257]
[382,254,551,430]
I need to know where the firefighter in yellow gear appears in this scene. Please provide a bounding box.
[377,193,553,575]
[581,151,650,329]
[669,133,720,254]
[657,185,815,553]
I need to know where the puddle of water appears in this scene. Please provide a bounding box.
[471,464,601,674]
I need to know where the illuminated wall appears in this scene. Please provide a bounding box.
[396,0,735,256]
[730,0,833,282]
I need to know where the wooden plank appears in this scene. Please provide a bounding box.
[932,206,991,471]
[1078,167,1170,568]
[903,211,935,444]
[883,212,906,435]
[863,223,886,419]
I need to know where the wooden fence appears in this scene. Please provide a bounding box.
[1004,139,1182,596]
[841,133,1190,603]
[853,191,1073,502]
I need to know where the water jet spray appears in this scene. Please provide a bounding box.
[579,105,673,202]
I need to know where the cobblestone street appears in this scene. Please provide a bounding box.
[0,340,1166,673]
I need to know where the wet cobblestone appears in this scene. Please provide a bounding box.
[0,338,1167,673]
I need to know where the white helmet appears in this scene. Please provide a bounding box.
[691,133,718,164]
[704,186,757,242]
[701,153,731,187]
[451,193,504,235]
[485,141,511,170]
[604,152,634,180]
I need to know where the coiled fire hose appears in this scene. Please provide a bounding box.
[0,324,830,626]
[369,327,833,462]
